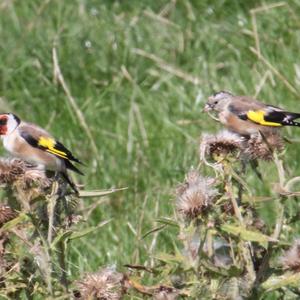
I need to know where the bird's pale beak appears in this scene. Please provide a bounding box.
[203,103,212,112]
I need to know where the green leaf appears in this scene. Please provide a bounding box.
[51,230,73,249]
[142,224,167,239]
[244,195,275,203]
[201,259,242,277]
[156,217,179,227]
[79,187,127,198]
[262,272,300,291]
[221,224,277,247]
[2,213,28,231]
[154,252,185,264]
[51,219,111,249]
[69,219,112,240]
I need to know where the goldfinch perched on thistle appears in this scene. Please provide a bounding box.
[204,91,300,136]
[0,113,83,193]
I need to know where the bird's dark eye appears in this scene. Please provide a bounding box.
[214,101,218,104]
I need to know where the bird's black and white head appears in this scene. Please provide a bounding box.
[204,91,233,112]
[0,113,21,136]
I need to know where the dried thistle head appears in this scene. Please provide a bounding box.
[243,132,284,161]
[0,158,52,205]
[153,286,179,300]
[76,267,126,300]
[17,168,52,190]
[0,205,17,227]
[176,170,218,219]
[280,239,300,272]
[13,168,52,204]
[0,159,26,184]
[200,130,243,162]
[0,232,9,257]
[0,232,11,277]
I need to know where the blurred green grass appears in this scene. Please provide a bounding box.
[1,0,300,283]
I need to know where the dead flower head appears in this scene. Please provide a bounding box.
[176,170,218,219]
[13,168,52,204]
[280,239,300,272]
[0,232,10,275]
[76,267,126,300]
[0,205,17,227]
[200,130,243,162]
[0,158,52,203]
[153,286,179,300]
[0,159,26,184]
[243,132,284,161]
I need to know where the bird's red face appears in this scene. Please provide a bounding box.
[0,115,8,135]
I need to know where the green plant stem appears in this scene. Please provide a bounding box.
[253,154,286,291]
[47,193,57,245]
[226,177,256,285]
[58,240,68,291]
[30,215,53,295]
[252,199,284,294]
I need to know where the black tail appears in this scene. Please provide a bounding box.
[61,171,79,194]
[282,120,300,127]
[65,160,84,175]
[55,141,85,165]
[282,112,300,127]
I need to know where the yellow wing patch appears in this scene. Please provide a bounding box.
[247,110,282,127]
[38,137,67,158]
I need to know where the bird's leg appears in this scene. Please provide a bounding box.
[58,182,68,199]
[54,171,60,181]
[237,160,247,205]
[250,159,263,181]
[53,172,69,199]
[60,172,79,196]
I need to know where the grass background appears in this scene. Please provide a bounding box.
[1,0,300,288]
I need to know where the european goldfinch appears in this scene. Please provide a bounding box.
[204,91,300,135]
[0,113,83,193]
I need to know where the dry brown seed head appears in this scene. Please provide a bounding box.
[281,239,300,272]
[176,170,217,219]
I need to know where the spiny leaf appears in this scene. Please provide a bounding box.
[201,259,242,277]
[244,195,275,203]
[51,230,73,249]
[262,272,300,291]
[142,224,167,239]
[156,217,179,227]
[221,224,277,247]
[51,220,111,249]
[154,252,185,264]
[79,187,127,198]
[1,213,28,230]
[69,219,112,240]
[128,277,152,295]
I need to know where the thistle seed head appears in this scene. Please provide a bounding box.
[281,239,300,272]
[0,159,26,184]
[243,132,284,161]
[200,130,243,162]
[76,267,126,300]
[153,286,179,300]
[0,205,17,227]
[176,170,218,219]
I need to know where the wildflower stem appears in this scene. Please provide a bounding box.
[47,189,58,245]
[206,229,213,258]
[253,199,284,289]
[57,240,68,290]
[226,178,244,223]
[274,152,285,188]
[253,154,286,289]
[30,215,53,295]
[226,177,256,284]
[273,199,284,240]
